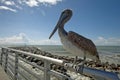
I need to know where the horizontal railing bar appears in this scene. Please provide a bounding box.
[9,53,15,58]
[8,57,15,64]
[8,57,15,68]
[19,57,44,71]
[1,58,5,64]
[7,68,14,80]
[7,63,15,76]
[18,62,41,80]
[8,62,15,71]
[9,52,44,71]
[7,66,14,76]
[17,73,26,80]
[1,54,5,58]
[83,67,120,80]
[2,56,6,65]
[18,70,30,80]
[8,50,44,80]
[3,47,64,65]
[9,54,44,80]
[7,66,14,79]
[8,59,19,80]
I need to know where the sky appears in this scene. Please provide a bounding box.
[0,0,120,46]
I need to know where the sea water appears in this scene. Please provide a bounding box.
[35,45,120,64]
[36,45,120,54]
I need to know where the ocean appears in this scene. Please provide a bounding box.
[36,45,120,54]
[0,45,120,65]
[35,45,120,64]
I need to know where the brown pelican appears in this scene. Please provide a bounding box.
[49,9,100,72]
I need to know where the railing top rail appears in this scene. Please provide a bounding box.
[2,47,64,65]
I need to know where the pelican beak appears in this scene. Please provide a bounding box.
[49,23,60,39]
[49,14,64,39]
[49,12,67,39]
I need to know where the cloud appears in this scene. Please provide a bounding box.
[24,0,39,7]
[94,36,120,46]
[18,0,62,7]
[3,0,22,10]
[4,1,15,6]
[0,33,29,45]
[0,6,17,12]
[0,33,61,45]
[0,0,62,12]
[38,0,62,5]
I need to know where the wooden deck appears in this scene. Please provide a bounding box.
[0,66,10,80]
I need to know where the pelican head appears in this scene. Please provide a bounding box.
[49,9,72,39]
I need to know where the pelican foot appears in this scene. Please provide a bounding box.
[75,61,85,74]
[75,65,83,74]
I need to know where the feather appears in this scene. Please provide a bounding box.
[68,31,98,56]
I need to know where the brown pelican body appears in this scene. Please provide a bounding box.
[49,9,100,66]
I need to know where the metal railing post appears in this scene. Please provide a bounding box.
[14,53,19,80]
[0,48,3,65]
[44,60,50,80]
[4,49,8,72]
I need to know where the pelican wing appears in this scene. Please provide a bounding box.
[68,31,97,55]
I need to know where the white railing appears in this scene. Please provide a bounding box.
[0,47,120,80]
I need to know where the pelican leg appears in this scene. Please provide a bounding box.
[77,52,86,74]
[72,56,78,68]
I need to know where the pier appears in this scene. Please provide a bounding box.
[0,47,120,80]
